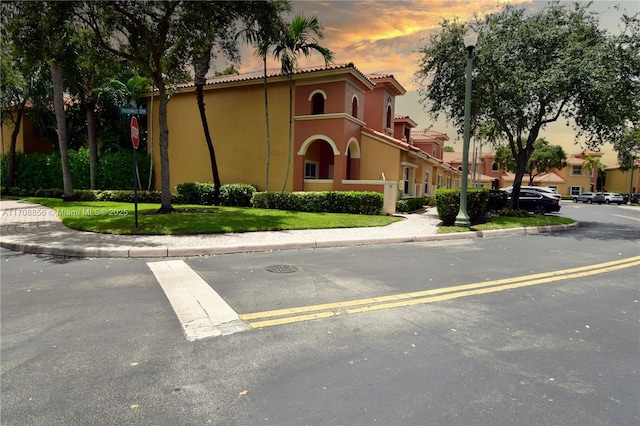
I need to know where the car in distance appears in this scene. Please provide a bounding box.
[501,185,562,200]
[602,192,624,204]
[511,190,561,214]
[573,192,605,204]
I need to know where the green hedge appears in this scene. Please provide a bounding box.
[175,182,257,206]
[486,189,508,212]
[396,197,427,213]
[435,188,489,226]
[251,191,383,215]
[0,149,152,191]
[0,187,166,203]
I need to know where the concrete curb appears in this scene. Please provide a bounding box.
[0,222,579,258]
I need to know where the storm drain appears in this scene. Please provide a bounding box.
[265,264,298,273]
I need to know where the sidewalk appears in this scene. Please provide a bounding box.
[0,198,577,258]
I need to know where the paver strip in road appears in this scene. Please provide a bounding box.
[148,260,248,341]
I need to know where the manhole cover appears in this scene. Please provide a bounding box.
[265,264,298,273]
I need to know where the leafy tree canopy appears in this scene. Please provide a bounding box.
[416,1,639,206]
[495,138,567,186]
[613,125,640,171]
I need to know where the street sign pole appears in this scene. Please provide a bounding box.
[133,147,138,227]
[130,116,140,227]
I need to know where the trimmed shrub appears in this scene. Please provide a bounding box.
[251,191,383,215]
[486,189,508,212]
[176,182,202,204]
[175,182,257,206]
[396,197,427,213]
[435,188,489,226]
[220,184,257,207]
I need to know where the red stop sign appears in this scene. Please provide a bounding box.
[130,116,140,149]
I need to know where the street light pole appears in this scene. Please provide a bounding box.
[455,29,478,228]
[628,151,638,205]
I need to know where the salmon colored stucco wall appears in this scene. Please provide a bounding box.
[146,80,292,192]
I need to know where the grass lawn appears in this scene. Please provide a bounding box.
[437,214,574,234]
[27,198,401,235]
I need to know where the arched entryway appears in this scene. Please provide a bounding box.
[296,135,340,191]
[345,137,361,181]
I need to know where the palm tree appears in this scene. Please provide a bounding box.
[273,14,333,192]
[582,152,600,191]
[242,0,290,191]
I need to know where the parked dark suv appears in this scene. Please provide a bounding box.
[573,192,605,204]
[512,190,561,214]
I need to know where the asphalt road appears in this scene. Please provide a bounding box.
[1,203,639,425]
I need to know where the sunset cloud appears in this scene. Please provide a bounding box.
[234,0,636,163]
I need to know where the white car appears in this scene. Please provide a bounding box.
[501,186,562,200]
[602,192,624,204]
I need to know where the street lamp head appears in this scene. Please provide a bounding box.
[464,29,478,49]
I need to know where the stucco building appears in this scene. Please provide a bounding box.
[443,149,602,196]
[143,63,459,212]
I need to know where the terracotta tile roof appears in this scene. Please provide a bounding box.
[365,72,406,96]
[411,129,449,142]
[168,63,374,91]
[533,172,566,184]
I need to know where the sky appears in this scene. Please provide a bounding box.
[235,0,639,167]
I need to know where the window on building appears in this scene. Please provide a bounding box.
[571,165,582,175]
[351,97,358,118]
[437,174,443,189]
[312,93,324,115]
[305,161,319,178]
[570,186,581,195]
[403,167,411,195]
[446,176,452,189]
[404,127,410,143]
[424,171,430,195]
[491,162,499,171]
[386,105,392,129]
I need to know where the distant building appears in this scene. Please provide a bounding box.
[442,149,602,196]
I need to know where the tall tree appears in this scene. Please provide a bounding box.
[613,126,640,172]
[581,153,600,191]
[0,7,28,190]
[416,2,639,208]
[526,139,567,186]
[273,14,333,192]
[495,138,567,186]
[179,1,241,205]
[65,29,123,189]
[242,0,291,191]
[83,1,189,212]
[6,1,78,198]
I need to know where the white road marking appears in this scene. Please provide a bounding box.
[148,260,248,341]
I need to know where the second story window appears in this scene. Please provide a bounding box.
[312,93,325,115]
[351,97,358,118]
[386,105,392,128]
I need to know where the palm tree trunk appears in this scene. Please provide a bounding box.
[51,60,73,199]
[85,95,98,190]
[195,68,221,205]
[263,57,271,191]
[282,74,293,192]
